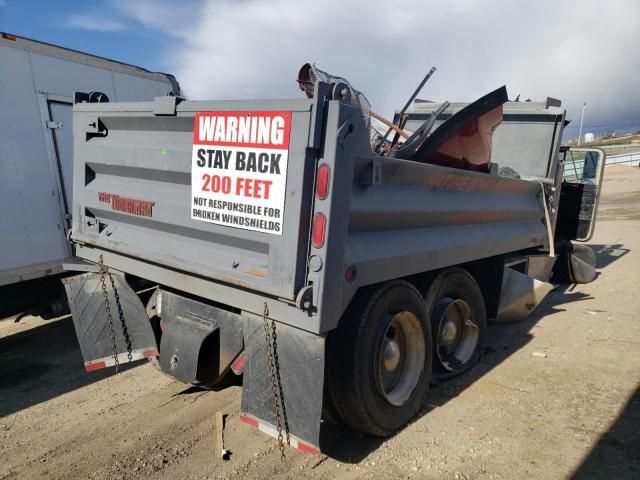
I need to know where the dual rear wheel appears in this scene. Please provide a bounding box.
[326,269,486,436]
[426,268,487,381]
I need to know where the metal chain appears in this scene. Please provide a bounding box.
[271,320,290,447]
[108,272,133,362]
[98,255,120,373]
[263,303,287,460]
[98,255,134,370]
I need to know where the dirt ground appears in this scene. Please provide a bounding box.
[1,165,639,480]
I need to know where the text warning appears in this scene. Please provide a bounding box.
[191,111,292,235]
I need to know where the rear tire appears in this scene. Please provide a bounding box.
[326,280,432,436]
[321,386,343,425]
[423,268,487,381]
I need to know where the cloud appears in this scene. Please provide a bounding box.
[112,0,200,39]
[0,0,6,7]
[64,13,126,32]
[123,0,640,138]
[62,1,200,37]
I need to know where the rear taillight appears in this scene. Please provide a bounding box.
[316,164,330,199]
[312,213,326,248]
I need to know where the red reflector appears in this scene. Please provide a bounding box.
[231,353,245,375]
[2,33,17,41]
[316,164,330,199]
[345,265,357,283]
[312,213,326,248]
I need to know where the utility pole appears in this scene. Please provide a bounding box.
[577,102,586,146]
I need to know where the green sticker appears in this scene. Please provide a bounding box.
[160,147,168,156]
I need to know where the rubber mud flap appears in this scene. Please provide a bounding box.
[62,272,158,371]
[240,313,325,451]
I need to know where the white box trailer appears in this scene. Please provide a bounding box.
[0,33,181,286]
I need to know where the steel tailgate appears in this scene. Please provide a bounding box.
[71,98,316,300]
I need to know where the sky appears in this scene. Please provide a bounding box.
[1,0,638,140]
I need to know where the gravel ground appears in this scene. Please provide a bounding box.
[1,165,639,480]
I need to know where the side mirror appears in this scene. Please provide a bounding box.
[556,148,606,242]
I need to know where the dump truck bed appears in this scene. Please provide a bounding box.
[70,95,554,334]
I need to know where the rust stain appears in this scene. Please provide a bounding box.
[245,268,267,278]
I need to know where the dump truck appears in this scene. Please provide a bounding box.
[0,32,180,288]
[61,69,605,454]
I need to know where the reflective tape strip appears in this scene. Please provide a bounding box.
[239,414,259,428]
[143,348,160,358]
[85,361,106,372]
[239,413,321,455]
[83,347,159,372]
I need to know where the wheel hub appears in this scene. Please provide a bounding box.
[434,298,478,372]
[440,319,458,344]
[382,338,401,372]
[376,311,426,407]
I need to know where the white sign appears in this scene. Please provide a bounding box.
[191,111,291,235]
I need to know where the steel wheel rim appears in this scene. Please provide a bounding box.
[434,298,478,372]
[375,311,425,406]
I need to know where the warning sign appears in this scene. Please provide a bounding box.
[190,111,291,235]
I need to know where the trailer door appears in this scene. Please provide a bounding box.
[47,100,74,223]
